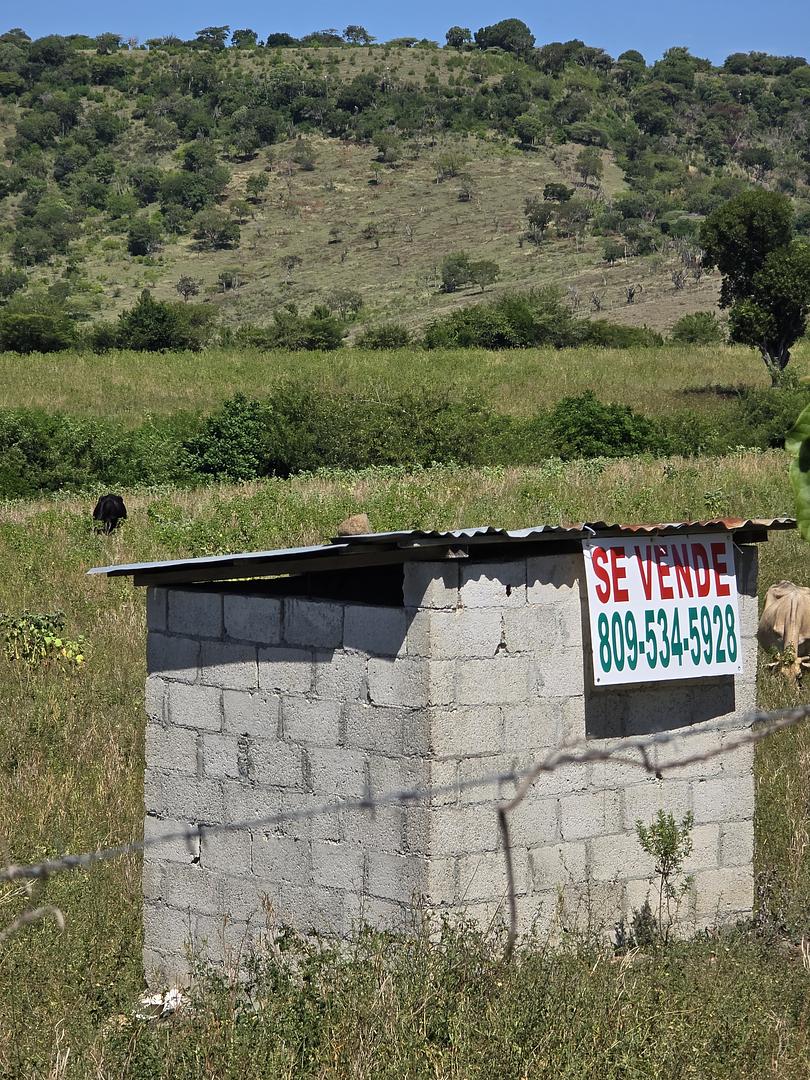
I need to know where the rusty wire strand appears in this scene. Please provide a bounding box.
[0,702,808,951]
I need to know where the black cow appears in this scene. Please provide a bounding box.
[93,493,127,534]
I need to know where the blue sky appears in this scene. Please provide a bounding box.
[6,0,810,64]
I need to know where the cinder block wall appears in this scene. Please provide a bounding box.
[143,545,759,984]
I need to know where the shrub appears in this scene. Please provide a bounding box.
[583,321,664,348]
[116,290,214,351]
[548,391,661,458]
[422,289,581,349]
[671,311,725,344]
[0,311,74,353]
[733,386,810,449]
[355,323,412,349]
[237,306,345,351]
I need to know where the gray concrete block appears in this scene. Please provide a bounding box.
[313,649,367,702]
[311,840,364,890]
[719,820,754,867]
[403,610,432,658]
[431,706,501,757]
[144,815,200,864]
[251,739,305,789]
[368,657,428,708]
[344,893,410,935]
[283,698,341,747]
[166,682,222,732]
[682,823,720,873]
[200,826,252,875]
[143,901,193,959]
[561,696,586,744]
[224,594,282,644]
[455,656,530,706]
[457,848,528,900]
[147,587,167,633]
[365,752,424,800]
[143,944,191,990]
[144,769,163,816]
[502,701,562,752]
[146,723,198,775]
[403,562,460,609]
[426,854,458,902]
[651,731,725,780]
[163,864,226,916]
[222,782,284,827]
[692,775,755,824]
[201,733,242,781]
[428,660,456,706]
[344,703,405,755]
[587,831,653,882]
[284,598,343,649]
[502,606,560,654]
[506,794,559,849]
[161,776,224,823]
[144,675,165,724]
[460,560,527,608]
[307,746,367,797]
[340,804,405,853]
[429,803,501,856]
[168,590,223,639]
[402,710,431,756]
[142,859,163,902]
[344,605,407,657]
[537,650,585,698]
[252,832,312,884]
[222,689,279,738]
[193,914,258,967]
[429,609,503,659]
[559,790,623,841]
[718,735,755,777]
[366,851,425,902]
[277,882,344,936]
[527,760,591,800]
[258,646,314,695]
[694,866,753,920]
[526,553,581,605]
[147,633,200,683]
[530,842,588,891]
[200,640,258,691]
[623,779,692,830]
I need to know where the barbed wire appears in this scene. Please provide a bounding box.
[1,701,809,951]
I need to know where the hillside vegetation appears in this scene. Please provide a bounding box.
[1,23,809,337]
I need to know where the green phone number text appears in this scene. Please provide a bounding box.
[596,604,738,675]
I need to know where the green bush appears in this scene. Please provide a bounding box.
[582,321,664,348]
[0,311,74,353]
[671,311,725,344]
[733,386,810,449]
[355,323,412,348]
[116,290,213,351]
[422,289,581,349]
[548,391,661,458]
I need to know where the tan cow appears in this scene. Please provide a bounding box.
[757,581,810,681]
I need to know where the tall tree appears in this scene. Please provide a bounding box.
[701,190,810,381]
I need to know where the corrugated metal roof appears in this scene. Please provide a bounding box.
[88,518,795,584]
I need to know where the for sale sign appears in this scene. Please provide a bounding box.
[582,535,743,685]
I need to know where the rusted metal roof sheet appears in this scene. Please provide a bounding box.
[88,518,794,584]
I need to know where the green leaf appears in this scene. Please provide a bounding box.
[788,402,810,540]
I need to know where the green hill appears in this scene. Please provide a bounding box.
[1,26,809,335]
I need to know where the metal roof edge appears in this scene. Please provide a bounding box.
[87,517,796,582]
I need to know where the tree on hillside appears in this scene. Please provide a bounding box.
[280,254,302,283]
[474,19,535,57]
[469,259,500,292]
[575,147,603,187]
[344,26,375,45]
[246,173,270,203]
[127,217,161,256]
[701,190,810,381]
[524,197,554,242]
[191,208,240,250]
[445,26,472,48]
[175,276,200,302]
[195,26,230,50]
[231,29,258,48]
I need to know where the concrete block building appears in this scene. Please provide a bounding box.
[91,518,791,984]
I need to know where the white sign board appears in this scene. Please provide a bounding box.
[582,535,743,686]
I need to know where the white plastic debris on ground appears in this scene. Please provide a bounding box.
[135,986,189,1021]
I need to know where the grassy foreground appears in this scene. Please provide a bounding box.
[0,453,808,1076]
[0,342,808,421]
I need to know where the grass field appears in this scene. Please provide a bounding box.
[0,451,808,1075]
[1,342,807,422]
